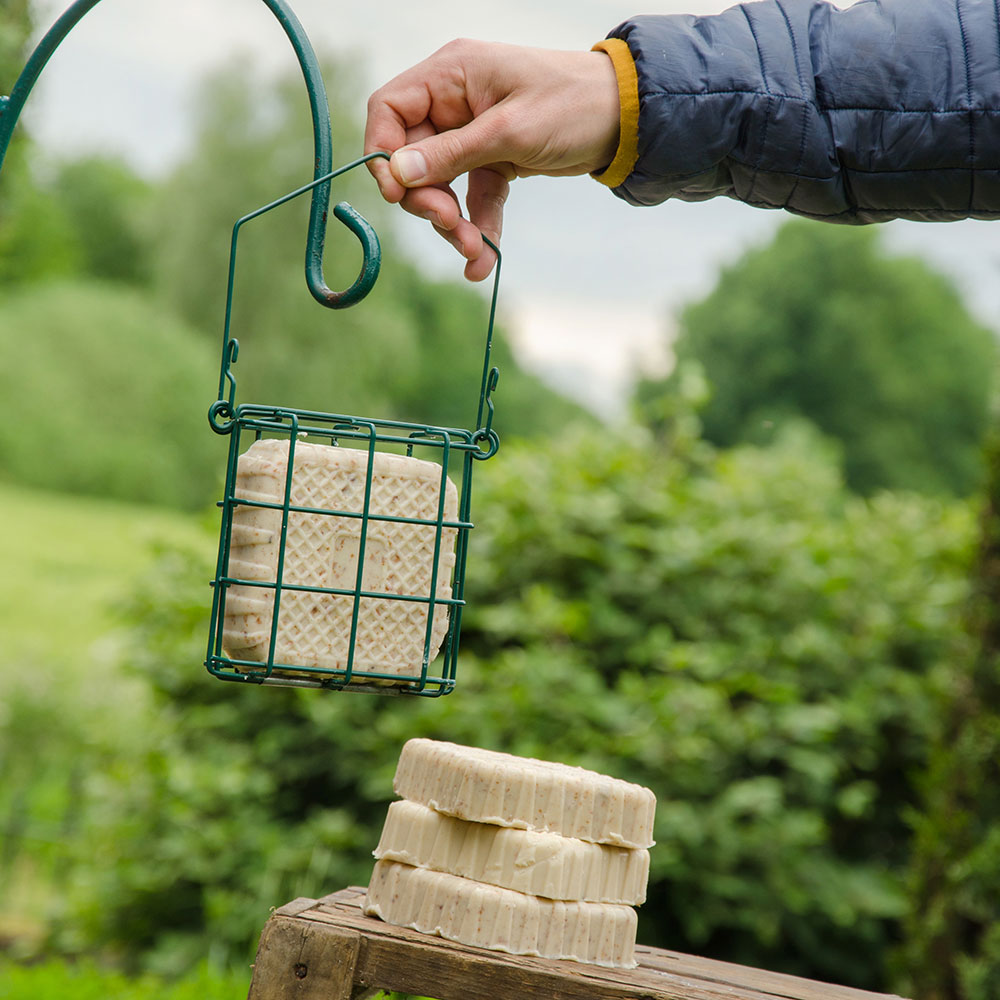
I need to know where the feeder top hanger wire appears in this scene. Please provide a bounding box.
[2,0,502,698]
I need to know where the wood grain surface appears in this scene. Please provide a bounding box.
[247,886,910,1000]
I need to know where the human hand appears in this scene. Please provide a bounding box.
[364,39,620,280]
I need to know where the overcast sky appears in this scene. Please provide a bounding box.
[18,0,1000,415]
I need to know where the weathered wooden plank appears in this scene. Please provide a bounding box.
[318,887,907,1000]
[275,898,322,919]
[317,888,363,907]
[248,915,361,1000]
[635,947,902,1000]
[255,888,910,1000]
[344,918,815,1000]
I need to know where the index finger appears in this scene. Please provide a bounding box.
[364,58,446,201]
[364,91,411,202]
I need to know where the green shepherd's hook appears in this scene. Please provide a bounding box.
[0,0,380,308]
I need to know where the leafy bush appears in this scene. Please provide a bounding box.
[448,419,975,988]
[62,412,976,991]
[0,484,214,957]
[894,435,1000,999]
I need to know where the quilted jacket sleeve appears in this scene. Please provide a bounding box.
[605,0,1000,222]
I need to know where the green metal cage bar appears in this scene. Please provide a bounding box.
[206,409,485,696]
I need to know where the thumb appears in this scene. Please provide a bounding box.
[390,111,514,188]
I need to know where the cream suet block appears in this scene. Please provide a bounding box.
[222,439,458,680]
[374,799,649,904]
[363,860,638,968]
[393,739,656,849]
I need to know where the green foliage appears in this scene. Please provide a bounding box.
[900,713,1000,1000]
[0,281,223,508]
[639,221,997,496]
[0,483,211,962]
[59,411,975,990]
[1,122,151,294]
[0,4,75,287]
[0,958,249,1000]
[894,433,1000,1000]
[50,156,154,286]
[0,157,80,287]
[453,420,974,989]
[0,0,31,90]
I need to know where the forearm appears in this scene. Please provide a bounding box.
[602,0,1000,222]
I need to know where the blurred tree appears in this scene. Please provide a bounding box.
[637,221,997,496]
[0,1,31,118]
[50,156,154,286]
[0,175,79,286]
[0,1,79,287]
[0,280,222,509]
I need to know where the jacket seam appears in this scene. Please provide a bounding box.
[646,163,1000,187]
[842,165,1000,174]
[615,187,1000,219]
[741,3,772,202]
[956,0,976,210]
[734,201,1000,219]
[775,0,810,199]
[995,0,1000,86]
[642,90,1000,117]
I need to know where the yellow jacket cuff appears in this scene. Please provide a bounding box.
[591,38,639,189]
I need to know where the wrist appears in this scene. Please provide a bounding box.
[590,38,639,188]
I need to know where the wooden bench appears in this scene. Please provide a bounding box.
[247,886,909,1000]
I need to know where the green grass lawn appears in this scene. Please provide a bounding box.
[0,958,415,999]
[0,958,252,999]
[0,480,213,670]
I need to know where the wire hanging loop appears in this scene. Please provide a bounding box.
[210,159,505,450]
[472,235,502,461]
[209,153,386,434]
[0,0,355,310]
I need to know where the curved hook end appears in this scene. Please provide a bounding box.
[310,201,381,309]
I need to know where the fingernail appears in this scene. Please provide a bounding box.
[393,148,427,185]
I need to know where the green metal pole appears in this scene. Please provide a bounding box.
[0,0,373,308]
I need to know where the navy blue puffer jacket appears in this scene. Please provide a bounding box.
[606,0,1000,222]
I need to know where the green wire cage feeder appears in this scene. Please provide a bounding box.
[1,0,501,697]
[205,156,501,697]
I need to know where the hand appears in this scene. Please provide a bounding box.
[364,39,620,280]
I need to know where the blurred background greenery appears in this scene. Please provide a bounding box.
[3,4,1000,999]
